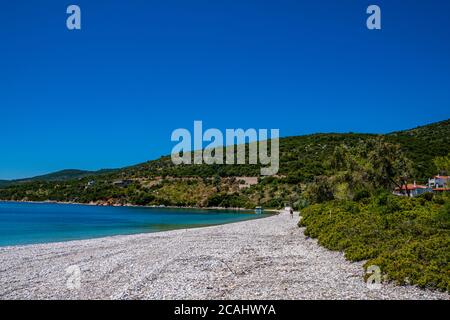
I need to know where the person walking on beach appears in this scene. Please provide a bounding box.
[290,208,293,219]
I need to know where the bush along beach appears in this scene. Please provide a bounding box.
[299,193,450,291]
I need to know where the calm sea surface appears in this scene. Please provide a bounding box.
[0,202,269,246]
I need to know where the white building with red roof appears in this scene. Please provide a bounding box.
[393,182,432,197]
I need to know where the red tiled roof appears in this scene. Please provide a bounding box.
[434,175,450,179]
[433,188,450,191]
[395,184,428,190]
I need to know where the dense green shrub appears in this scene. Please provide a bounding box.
[299,194,450,291]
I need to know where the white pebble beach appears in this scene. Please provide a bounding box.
[0,210,448,300]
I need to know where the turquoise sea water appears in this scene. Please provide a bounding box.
[0,202,269,247]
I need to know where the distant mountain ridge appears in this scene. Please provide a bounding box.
[0,169,116,187]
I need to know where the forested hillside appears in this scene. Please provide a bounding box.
[0,119,448,209]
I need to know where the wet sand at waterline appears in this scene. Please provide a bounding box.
[0,211,448,299]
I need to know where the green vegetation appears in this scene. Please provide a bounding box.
[302,137,414,202]
[434,153,450,175]
[296,125,450,292]
[0,180,9,188]
[387,119,450,179]
[299,193,450,291]
[0,119,448,209]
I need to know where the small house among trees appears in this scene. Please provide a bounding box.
[393,175,450,197]
[393,182,432,197]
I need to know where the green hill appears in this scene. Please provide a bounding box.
[17,169,96,182]
[0,119,448,208]
[0,169,117,187]
[113,120,450,183]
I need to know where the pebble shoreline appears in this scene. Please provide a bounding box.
[0,211,448,300]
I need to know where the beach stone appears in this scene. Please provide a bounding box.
[0,211,448,300]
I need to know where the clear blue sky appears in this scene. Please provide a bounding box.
[1,0,449,179]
